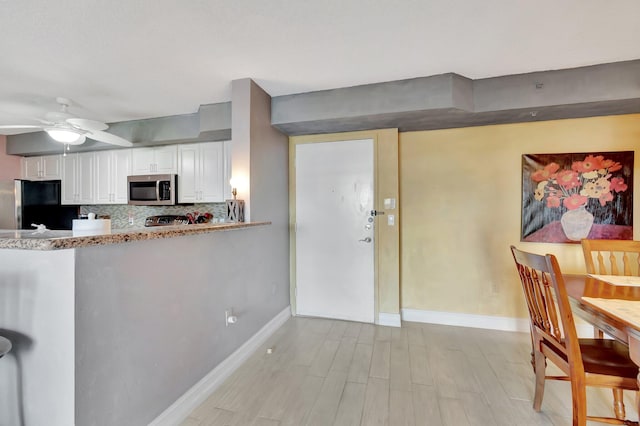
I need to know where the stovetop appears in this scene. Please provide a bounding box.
[144,215,189,227]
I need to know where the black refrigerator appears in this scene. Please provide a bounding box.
[0,180,79,230]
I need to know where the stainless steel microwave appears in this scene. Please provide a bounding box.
[127,174,177,205]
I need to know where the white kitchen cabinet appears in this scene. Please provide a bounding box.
[223,140,232,200]
[95,149,132,204]
[22,155,62,180]
[131,146,177,175]
[61,153,94,205]
[178,142,225,203]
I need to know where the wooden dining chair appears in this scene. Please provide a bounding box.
[582,239,640,339]
[510,246,639,426]
[582,239,640,277]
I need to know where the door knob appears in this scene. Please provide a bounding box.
[359,237,372,243]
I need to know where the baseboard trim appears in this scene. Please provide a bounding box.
[377,312,401,327]
[149,305,292,426]
[401,308,595,336]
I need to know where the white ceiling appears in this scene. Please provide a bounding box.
[1,0,639,128]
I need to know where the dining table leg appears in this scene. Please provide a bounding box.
[628,333,640,416]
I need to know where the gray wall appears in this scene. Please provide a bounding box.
[73,78,291,426]
[74,226,289,426]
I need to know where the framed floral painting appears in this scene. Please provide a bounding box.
[521,151,633,243]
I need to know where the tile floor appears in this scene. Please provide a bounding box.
[180,317,639,426]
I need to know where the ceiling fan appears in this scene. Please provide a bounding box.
[0,97,132,147]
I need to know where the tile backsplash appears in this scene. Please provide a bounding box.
[80,203,227,229]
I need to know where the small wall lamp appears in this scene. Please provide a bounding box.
[226,177,244,222]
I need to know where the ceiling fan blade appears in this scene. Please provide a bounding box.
[0,124,43,130]
[66,118,108,131]
[86,130,133,147]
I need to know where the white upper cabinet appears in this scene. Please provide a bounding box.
[223,140,232,200]
[178,142,225,203]
[22,155,62,180]
[61,152,94,205]
[131,146,177,175]
[95,149,132,204]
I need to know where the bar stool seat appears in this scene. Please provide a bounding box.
[0,335,11,358]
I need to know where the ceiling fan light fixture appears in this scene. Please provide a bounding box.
[45,128,86,145]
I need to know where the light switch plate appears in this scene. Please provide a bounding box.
[388,214,395,226]
[384,198,396,209]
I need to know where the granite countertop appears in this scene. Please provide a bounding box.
[0,222,270,250]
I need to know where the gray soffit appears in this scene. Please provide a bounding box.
[7,102,232,156]
[8,60,640,155]
[271,59,640,135]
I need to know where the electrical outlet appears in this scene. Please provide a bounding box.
[225,309,237,326]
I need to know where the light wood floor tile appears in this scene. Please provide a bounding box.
[428,348,460,399]
[390,336,412,391]
[357,323,376,344]
[305,370,347,426]
[330,337,357,373]
[308,339,340,377]
[179,317,638,426]
[279,375,324,426]
[343,321,362,338]
[408,343,433,386]
[202,408,236,426]
[406,324,426,347]
[374,325,391,342]
[438,397,471,426]
[180,417,201,426]
[333,382,366,426]
[389,389,415,426]
[369,341,390,379]
[411,384,443,426]
[459,391,497,426]
[346,343,373,384]
[256,365,308,421]
[327,321,348,340]
[360,377,389,426]
[251,418,280,426]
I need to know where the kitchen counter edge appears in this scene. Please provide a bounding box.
[0,222,271,250]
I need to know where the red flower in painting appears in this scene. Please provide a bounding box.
[546,196,561,208]
[610,177,628,193]
[530,154,628,212]
[563,194,588,210]
[599,192,613,206]
[531,163,560,182]
[601,159,623,172]
[555,170,580,189]
[572,155,604,173]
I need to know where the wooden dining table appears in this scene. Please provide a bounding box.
[564,273,640,415]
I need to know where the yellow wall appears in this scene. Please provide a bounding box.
[399,114,640,318]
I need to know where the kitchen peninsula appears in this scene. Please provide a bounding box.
[0,221,290,426]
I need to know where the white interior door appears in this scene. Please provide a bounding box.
[295,139,375,323]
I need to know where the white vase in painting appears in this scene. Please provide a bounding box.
[560,205,594,241]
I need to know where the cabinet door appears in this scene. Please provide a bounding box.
[154,146,177,174]
[61,155,77,204]
[200,142,224,202]
[41,155,62,179]
[131,148,155,174]
[178,144,199,203]
[94,151,113,204]
[76,153,94,204]
[22,157,41,179]
[112,150,132,204]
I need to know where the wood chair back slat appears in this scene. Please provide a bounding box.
[582,239,640,277]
